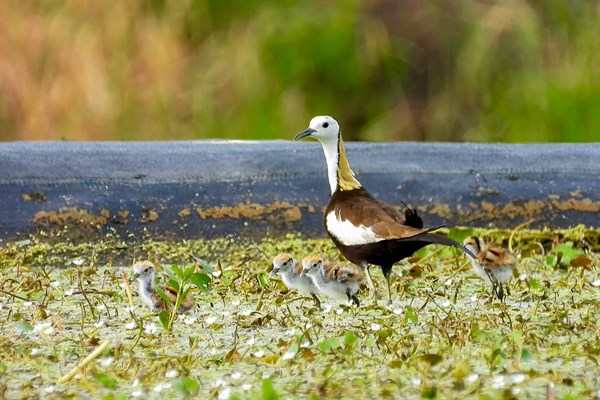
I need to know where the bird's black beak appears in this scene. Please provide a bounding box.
[294,128,316,141]
[132,273,140,279]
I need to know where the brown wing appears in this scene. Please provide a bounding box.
[373,198,424,229]
[293,260,304,275]
[337,265,364,283]
[331,189,430,240]
[163,285,194,311]
[480,248,516,267]
[150,292,168,311]
[322,261,340,281]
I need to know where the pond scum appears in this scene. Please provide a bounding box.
[0,226,598,399]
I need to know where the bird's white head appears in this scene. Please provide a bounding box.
[272,253,295,276]
[132,260,155,282]
[294,116,340,144]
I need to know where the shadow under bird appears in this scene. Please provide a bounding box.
[463,236,516,301]
[132,260,194,313]
[294,115,477,303]
[300,255,363,306]
[271,253,321,308]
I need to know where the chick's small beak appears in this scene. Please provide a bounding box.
[294,128,316,141]
[132,272,140,279]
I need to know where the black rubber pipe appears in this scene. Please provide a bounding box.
[1,141,598,240]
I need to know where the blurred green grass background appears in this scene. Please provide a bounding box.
[1,0,598,142]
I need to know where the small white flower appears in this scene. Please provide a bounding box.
[212,270,222,277]
[306,323,313,329]
[231,300,241,306]
[231,372,242,380]
[94,320,105,328]
[441,299,452,307]
[262,373,270,379]
[393,308,403,315]
[247,337,255,346]
[411,377,421,386]
[64,289,75,296]
[132,378,140,387]
[99,357,114,367]
[212,378,226,388]
[322,304,332,313]
[511,373,526,384]
[50,281,61,288]
[183,316,197,325]
[491,375,505,389]
[165,370,178,378]
[253,350,265,358]
[125,321,137,330]
[466,373,479,383]
[241,383,252,391]
[591,280,600,287]
[153,382,171,392]
[144,323,158,335]
[240,309,252,316]
[370,323,381,332]
[209,348,219,355]
[470,295,478,302]
[281,347,298,360]
[72,258,85,266]
[512,387,521,395]
[205,316,218,324]
[285,328,296,336]
[33,321,54,335]
[519,274,528,281]
[23,301,33,307]
[444,279,452,286]
[131,390,143,397]
[336,308,344,314]
[44,385,56,393]
[123,306,135,313]
[218,386,231,400]
[31,348,42,356]
[221,311,231,317]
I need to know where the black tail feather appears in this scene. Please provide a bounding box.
[403,232,478,260]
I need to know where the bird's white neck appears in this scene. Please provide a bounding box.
[320,133,361,194]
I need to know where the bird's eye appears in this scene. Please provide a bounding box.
[144,268,149,272]
[323,122,329,128]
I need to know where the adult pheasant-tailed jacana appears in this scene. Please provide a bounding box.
[294,116,476,303]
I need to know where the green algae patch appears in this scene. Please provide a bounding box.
[0,227,599,399]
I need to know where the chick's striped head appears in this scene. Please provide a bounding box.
[132,260,155,281]
[272,253,295,275]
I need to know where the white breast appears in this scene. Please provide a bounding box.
[326,211,384,246]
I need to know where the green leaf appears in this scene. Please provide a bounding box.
[189,273,211,292]
[173,377,199,396]
[167,279,180,293]
[94,372,117,388]
[15,322,33,332]
[155,287,172,306]
[318,337,342,352]
[159,310,170,330]
[405,306,418,324]
[521,348,532,361]
[262,378,280,400]
[183,265,196,280]
[173,264,184,278]
[344,331,358,347]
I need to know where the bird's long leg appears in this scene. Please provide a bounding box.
[311,293,322,310]
[382,266,393,305]
[362,263,378,299]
